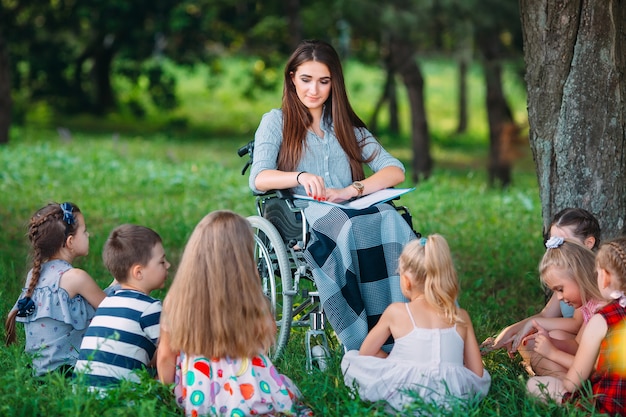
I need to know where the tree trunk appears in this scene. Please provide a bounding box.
[477,34,515,188]
[520,0,626,239]
[390,40,432,182]
[368,65,393,133]
[388,74,399,135]
[0,33,10,144]
[456,58,468,134]
[286,0,302,52]
[368,63,399,135]
[93,40,116,114]
[484,59,514,187]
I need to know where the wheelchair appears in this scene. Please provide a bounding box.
[238,140,417,370]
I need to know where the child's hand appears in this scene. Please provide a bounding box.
[512,321,538,352]
[480,334,514,356]
[527,320,555,358]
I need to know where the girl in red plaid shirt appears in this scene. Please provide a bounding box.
[527,237,626,415]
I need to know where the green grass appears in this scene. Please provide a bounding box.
[0,58,597,416]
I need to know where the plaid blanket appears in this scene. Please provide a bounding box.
[303,202,417,351]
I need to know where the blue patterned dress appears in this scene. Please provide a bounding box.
[14,259,96,375]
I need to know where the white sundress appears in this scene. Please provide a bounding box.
[341,304,491,412]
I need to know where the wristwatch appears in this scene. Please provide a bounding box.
[351,181,364,198]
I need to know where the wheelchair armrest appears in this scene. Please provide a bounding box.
[252,189,296,200]
[275,189,296,200]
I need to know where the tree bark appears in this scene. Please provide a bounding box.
[0,33,11,144]
[389,40,432,182]
[368,63,399,135]
[286,0,302,52]
[93,40,116,114]
[484,58,514,187]
[520,0,626,239]
[456,58,468,134]
[477,33,515,188]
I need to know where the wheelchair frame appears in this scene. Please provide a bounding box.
[240,141,329,369]
[238,140,417,369]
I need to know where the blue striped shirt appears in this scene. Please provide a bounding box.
[74,289,161,388]
[249,109,405,194]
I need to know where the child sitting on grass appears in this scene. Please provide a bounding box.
[517,237,605,377]
[481,208,601,356]
[73,224,170,388]
[527,237,626,415]
[5,202,106,377]
[157,210,311,416]
[341,234,491,412]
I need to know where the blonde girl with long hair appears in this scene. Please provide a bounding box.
[157,210,311,416]
[341,234,491,412]
[518,237,605,377]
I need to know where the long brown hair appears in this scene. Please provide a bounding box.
[5,202,82,345]
[162,210,275,358]
[278,39,375,180]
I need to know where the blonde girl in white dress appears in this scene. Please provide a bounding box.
[341,234,491,412]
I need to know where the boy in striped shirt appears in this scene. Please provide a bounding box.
[74,224,170,388]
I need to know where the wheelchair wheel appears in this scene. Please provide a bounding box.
[247,215,293,359]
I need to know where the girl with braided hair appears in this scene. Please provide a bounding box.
[527,236,626,415]
[4,202,106,376]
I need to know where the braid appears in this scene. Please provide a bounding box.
[4,309,18,345]
[26,249,43,298]
[598,237,626,291]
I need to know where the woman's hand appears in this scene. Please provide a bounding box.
[298,172,327,201]
[325,186,357,203]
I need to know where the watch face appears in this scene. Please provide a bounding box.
[353,181,364,190]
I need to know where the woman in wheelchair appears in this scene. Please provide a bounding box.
[249,39,418,351]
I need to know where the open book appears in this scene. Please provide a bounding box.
[293,187,414,210]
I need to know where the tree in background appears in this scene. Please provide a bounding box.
[0,0,197,118]
[0,32,9,145]
[473,0,524,187]
[520,0,626,238]
[341,0,438,182]
[1,0,527,175]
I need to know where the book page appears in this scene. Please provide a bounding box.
[293,188,414,210]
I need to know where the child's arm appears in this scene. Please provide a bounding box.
[484,317,531,353]
[529,319,586,370]
[460,309,485,377]
[541,292,566,318]
[359,307,393,358]
[484,293,565,353]
[156,329,177,384]
[59,268,106,308]
[513,312,583,351]
[562,314,606,393]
